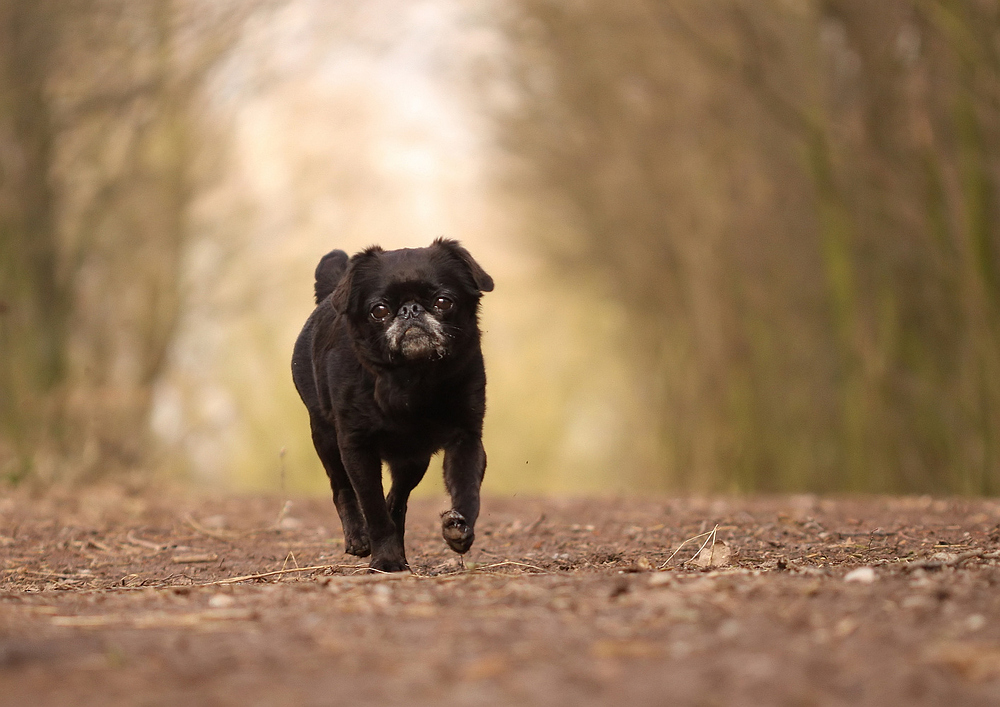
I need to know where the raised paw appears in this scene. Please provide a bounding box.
[344,533,371,558]
[441,510,475,554]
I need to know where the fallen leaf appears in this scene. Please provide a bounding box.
[693,541,731,569]
[927,642,1000,681]
[591,639,660,659]
[625,556,653,573]
[462,655,509,680]
[834,617,858,638]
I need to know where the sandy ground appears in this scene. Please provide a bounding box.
[2,486,1000,706]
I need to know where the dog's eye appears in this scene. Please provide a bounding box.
[434,296,453,312]
[370,303,391,322]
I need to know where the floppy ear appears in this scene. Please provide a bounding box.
[433,238,494,293]
[328,267,353,314]
[330,246,383,314]
[314,250,349,304]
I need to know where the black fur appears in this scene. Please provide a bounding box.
[314,249,349,304]
[291,239,493,572]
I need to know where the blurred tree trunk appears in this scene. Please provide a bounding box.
[1,0,251,483]
[0,0,69,481]
[54,0,194,478]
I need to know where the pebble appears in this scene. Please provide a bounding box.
[844,567,877,584]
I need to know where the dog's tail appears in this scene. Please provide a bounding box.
[314,250,349,304]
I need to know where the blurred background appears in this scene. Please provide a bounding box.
[1,0,998,496]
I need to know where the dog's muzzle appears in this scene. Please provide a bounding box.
[386,302,448,360]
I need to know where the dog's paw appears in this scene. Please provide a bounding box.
[441,510,475,554]
[369,555,410,573]
[344,534,371,558]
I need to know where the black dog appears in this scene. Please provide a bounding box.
[291,239,493,572]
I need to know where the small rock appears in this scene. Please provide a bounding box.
[623,556,653,573]
[967,614,987,632]
[648,572,673,587]
[372,584,392,606]
[844,566,877,584]
[609,577,631,598]
[208,593,235,608]
[718,620,740,639]
[930,551,958,564]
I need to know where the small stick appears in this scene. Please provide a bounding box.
[523,514,546,533]
[272,500,293,530]
[203,564,347,585]
[686,524,719,566]
[183,515,241,543]
[867,528,881,553]
[472,560,549,573]
[125,531,167,552]
[52,608,256,628]
[279,551,299,572]
[22,569,87,580]
[902,549,1000,572]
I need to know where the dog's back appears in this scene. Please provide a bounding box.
[293,249,349,412]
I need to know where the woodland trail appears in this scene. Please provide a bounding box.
[1,486,1000,706]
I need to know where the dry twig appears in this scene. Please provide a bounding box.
[523,514,547,533]
[52,608,256,628]
[183,515,241,543]
[203,564,354,585]
[125,531,167,552]
[472,560,549,573]
[902,549,1000,572]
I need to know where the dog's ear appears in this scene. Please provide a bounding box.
[433,238,494,293]
[330,246,383,315]
[314,250,349,304]
[328,269,352,315]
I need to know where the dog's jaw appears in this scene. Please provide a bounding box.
[386,317,448,361]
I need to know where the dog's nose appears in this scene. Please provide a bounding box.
[397,302,425,320]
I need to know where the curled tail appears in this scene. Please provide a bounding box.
[314,249,349,303]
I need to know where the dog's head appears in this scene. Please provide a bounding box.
[331,239,493,367]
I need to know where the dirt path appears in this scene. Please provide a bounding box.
[2,487,1000,706]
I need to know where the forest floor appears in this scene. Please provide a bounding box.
[2,486,1000,706]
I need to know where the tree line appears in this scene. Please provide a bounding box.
[500,0,1000,492]
[2,0,998,493]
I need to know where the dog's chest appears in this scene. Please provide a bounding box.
[372,404,458,460]
[371,375,460,450]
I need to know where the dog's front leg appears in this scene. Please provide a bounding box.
[441,436,486,554]
[338,442,408,572]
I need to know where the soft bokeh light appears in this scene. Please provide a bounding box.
[147,0,645,495]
